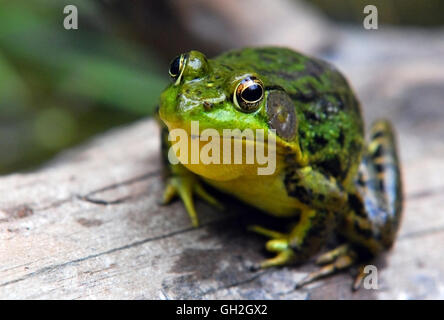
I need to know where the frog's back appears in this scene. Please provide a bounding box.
[215,47,364,185]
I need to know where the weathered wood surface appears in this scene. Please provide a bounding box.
[2,13,444,299]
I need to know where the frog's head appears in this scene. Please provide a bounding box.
[159,50,304,180]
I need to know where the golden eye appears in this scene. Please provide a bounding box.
[233,76,264,112]
[168,54,186,85]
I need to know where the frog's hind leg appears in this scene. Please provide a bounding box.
[330,120,403,289]
[296,120,403,290]
[365,120,403,232]
[342,120,403,253]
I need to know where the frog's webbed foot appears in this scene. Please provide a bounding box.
[295,244,357,289]
[162,168,223,227]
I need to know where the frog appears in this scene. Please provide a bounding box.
[157,47,403,290]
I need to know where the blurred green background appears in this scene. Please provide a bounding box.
[0,0,170,174]
[0,0,442,175]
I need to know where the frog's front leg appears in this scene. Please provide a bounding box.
[159,124,222,227]
[162,164,222,227]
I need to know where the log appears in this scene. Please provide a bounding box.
[2,25,444,299]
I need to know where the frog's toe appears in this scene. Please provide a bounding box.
[248,227,295,268]
[164,176,200,227]
[352,264,367,291]
[257,239,294,268]
[161,182,178,205]
[247,225,287,239]
[265,238,289,252]
[315,244,351,265]
[194,183,224,211]
[259,249,295,269]
[295,253,355,289]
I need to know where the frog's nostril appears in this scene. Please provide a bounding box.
[203,101,213,111]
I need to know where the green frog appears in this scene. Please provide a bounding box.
[157,47,403,289]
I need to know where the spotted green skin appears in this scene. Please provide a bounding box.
[223,48,365,183]
[158,47,403,283]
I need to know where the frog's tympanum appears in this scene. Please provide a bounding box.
[158,47,403,289]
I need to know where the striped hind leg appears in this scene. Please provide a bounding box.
[295,120,404,290]
[366,120,403,232]
[340,119,403,260]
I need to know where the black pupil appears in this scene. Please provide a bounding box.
[169,56,180,78]
[241,83,262,102]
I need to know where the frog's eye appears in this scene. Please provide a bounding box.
[233,76,264,112]
[168,54,186,85]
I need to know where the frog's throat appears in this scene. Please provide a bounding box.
[175,135,282,181]
[163,121,305,159]
[163,122,307,181]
